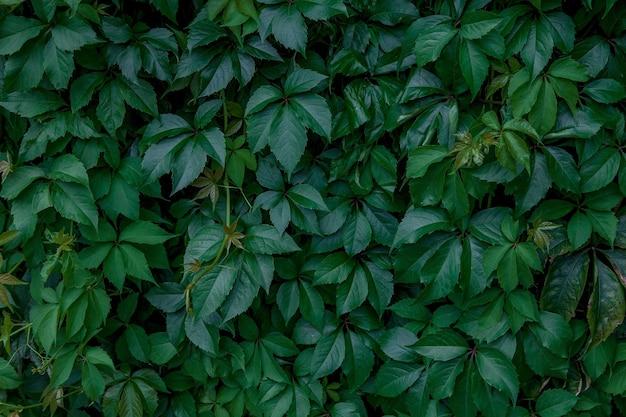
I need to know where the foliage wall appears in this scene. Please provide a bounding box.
[1,0,626,416]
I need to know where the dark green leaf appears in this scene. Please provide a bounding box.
[588,260,626,347]
[476,347,519,402]
[535,389,578,417]
[375,362,424,397]
[413,329,469,361]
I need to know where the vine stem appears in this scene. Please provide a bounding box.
[185,89,233,315]
[0,388,83,411]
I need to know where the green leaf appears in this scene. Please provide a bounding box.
[43,40,75,89]
[51,181,98,229]
[535,389,578,417]
[269,104,307,175]
[313,252,355,285]
[0,89,65,118]
[51,15,99,51]
[82,362,105,401]
[290,93,332,139]
[540,253,589,321]
[97,80,126,135]
[528,80,557,136]
[0,166,46,199]
[413,329,469,361]
[0,358,22,389]
[375,362,423,397]
[460,11,501,40]
[245,85,283,116]
[119,221,174,245]
[263,5,307,54]
[459,39,489,99]
[193,266,237,317]
[342,211,372,256]
[287,184,328,211]
[276,280,299,323]
[0,16,45,55]
[283,68,327,96]
[147,332,177,365]
[586,209,618,245]
[582,78,626,104]
[521,18,554,80]
[124,324,151,362]
[49,154,89,187]
[336,264,368,314]
[414,24,457,66]
[406,145,449,178]
[119,381,143,417]
[580,147,620,193]
[343,330,374,389]
[476,347,519,402]
[245,225,300,254]
[70,72,105,112]
[568,211,592,250]
[588,260,626,347]
[427,357,464,400]
[513,153,551,214]
[392,207,450,248]
[419,236,462,300]
[501,131,530,172]
[547,57,589,82]
[310,329,345,378]
[294,0,347,20]
[543,146,579,192]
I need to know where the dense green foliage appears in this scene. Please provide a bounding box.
[1,0,626,416]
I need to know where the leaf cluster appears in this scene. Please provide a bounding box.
[1,0,626,417]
